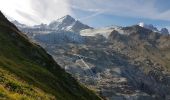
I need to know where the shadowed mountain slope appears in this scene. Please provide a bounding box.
[0,11,101,100]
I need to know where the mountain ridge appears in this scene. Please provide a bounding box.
[10,12,170,100]
[138,22,169,35]
[12,15,92,33]
[0,11,101,100]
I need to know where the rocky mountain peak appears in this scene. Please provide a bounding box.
[138,22,170,35]
[33,23,48,29]
[138,22,158,32]
[160,28,169,35]
[63,15,75,20]
[57,15,75,24]
[48,15,92,32]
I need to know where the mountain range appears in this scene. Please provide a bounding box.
[0,11,101,100]
[12,15,170,100]
[138,22,169,35]
[12,15,92,33]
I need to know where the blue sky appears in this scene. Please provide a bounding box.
[70,0,170,29]
[73,8,170,28]
[0,0,170,30]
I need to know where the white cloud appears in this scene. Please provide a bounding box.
[0,0,170,26]
[78,10,106,21]
[0,0,71,25]
[29,0,71,24]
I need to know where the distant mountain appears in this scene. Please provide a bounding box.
[12,15,92,33]
[43,25,170,100]
[11,16,170,100]
[160,28,169,35]
[138,22,158,32]
[12,15,92,44]
[138,22,169,34]
[0,11,101,100]
[49,15,75,31]
[11,20,27,28]
[48,15,92,32]
[33,23,48,29]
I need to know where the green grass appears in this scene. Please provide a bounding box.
[0,68,55,100]
[0,12,101,100]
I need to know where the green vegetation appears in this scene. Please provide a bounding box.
[0,11,101,100]
[0,68,55,100]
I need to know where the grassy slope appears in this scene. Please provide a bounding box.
[0,67,55,100]
[0,12,101,100]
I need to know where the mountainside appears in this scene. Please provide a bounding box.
[0,11,101,100]
[34,31,85,44]
[12,16,170,100]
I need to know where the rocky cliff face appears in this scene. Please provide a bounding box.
[12,18,170,100]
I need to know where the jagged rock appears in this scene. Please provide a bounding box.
[160,28,169,35]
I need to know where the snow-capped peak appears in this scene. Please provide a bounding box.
[56,15,75,23]
[48,15,75,30]
[48,15,92,32]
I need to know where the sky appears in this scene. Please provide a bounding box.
[0,0,170,30]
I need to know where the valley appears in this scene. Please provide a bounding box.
[13,15,170,100]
